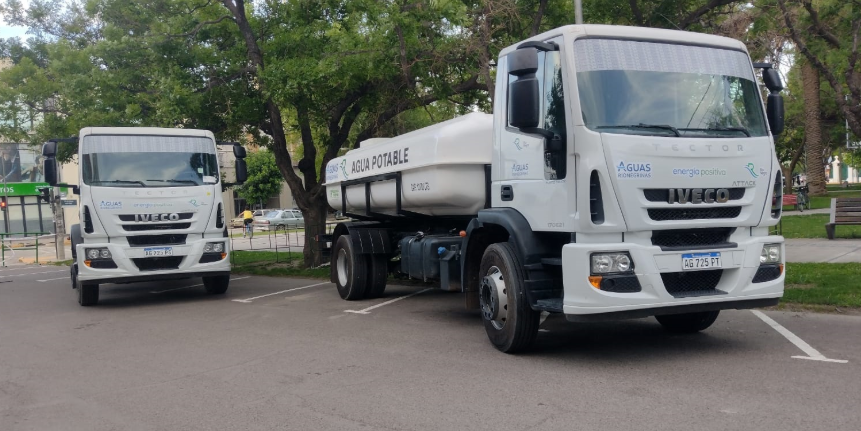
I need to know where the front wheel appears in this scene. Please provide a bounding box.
[203,275,230,294]
[77,281,99,306]
[655,310,719,333]
[478,243,540,353]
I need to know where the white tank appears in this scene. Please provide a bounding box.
[325,112,493,216]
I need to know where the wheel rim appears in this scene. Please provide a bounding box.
[336,249,349,287]
[479,266,509,330]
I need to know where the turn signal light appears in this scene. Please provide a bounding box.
[84,260,92,267]
[589,276,602,289]
[459,230,466,237]
[779,264,784,274]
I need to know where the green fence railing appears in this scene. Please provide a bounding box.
[1,232,53,266]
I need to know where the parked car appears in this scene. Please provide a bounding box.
[253,210,305,231]
[231,209,276,229]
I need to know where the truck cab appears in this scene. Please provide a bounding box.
[42,128,247,306]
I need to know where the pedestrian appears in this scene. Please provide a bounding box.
[240,207,254,238]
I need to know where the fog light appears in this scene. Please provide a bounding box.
[591,252,635,274]
[761,244,781,264]
[99,249,111,259]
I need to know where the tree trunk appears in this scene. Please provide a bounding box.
[802,61,828,196]
[300,197,329,268]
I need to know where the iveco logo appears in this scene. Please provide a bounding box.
[668,188,730,204]
[135,213,180,222]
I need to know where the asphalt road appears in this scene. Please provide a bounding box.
[1,264,860,431]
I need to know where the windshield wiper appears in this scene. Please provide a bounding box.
[146,179,201,185]
[596,123,681,137]
[93,180,146,187]
[680,126,751,137]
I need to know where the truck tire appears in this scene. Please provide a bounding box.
[70,263,78,290]
[478,242,540,353]
[77,282,99,306]
[332,235,368,300]
[203,275,230,294]
[70,224,82,260]
[655,310,720,333]
[365,255,388,298]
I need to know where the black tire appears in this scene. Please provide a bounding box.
[332,235,368,300]
[70,263,78,290]
[365,255,389,299]
[478,242,540,353]
[70,224,82,260]
[77,281,99,306]
[203,275,230,294]
[655,310,720,334]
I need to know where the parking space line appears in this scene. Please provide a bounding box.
[751,310,848,364]
[231,281,330,303]
[344,288,433,315]
[150,276,252,294]
[0,270,66,278]
[37,276,70,282]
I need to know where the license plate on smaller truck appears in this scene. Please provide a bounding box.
[144,247,173,257]
[681,252,721,271]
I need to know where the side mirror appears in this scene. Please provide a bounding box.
[766,93,784,136]
[233,145,246,159]
[763,69,784,93]
[42,141,57,158]
[507,48,541,129]
[508,48,538,76]
[43,158,58,186]
[235,158,247,185]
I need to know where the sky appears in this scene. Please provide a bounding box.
[0,0,30,40]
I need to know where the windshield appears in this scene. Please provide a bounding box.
[81,135,219,187]
[575,39,767,138]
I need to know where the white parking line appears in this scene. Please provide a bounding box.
[751,310,848,364]
[151,276,251,294]
[0,270,65,278]
[231,281,330,303]
[344,288,433,315]
[38,276,71,282]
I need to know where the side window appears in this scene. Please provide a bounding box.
[543,50,567,180]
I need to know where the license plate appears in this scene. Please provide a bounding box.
[144,247,173,257]
[681,252,721,271]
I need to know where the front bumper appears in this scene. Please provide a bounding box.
[561,234,784,317]
[76,240,231,284]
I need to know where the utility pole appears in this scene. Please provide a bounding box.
[575,0,583,24]
[53,186,65,260]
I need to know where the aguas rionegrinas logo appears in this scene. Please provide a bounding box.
[340,159,348,180]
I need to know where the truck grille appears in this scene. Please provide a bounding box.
[660,269,724,297]
[118,213,194,222]
[651,228,734,249]
[127,234,187,247]
[644,188,745,202]
[132,256,183,271]
[648,207,741,221]
[123,223,191,231]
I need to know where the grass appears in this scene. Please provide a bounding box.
[778,214,861,239]
[781,262,861,310]
[48,259,74,266]
[230,250,329,278]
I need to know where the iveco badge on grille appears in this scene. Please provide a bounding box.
[668,188,730,204]
[135,213,181,222]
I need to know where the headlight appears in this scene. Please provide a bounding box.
[760,244,781,264]
[204,242,224,253]
[591,252,635,274]
[86,248,111,260]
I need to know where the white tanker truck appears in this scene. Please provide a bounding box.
[322,25,787,353]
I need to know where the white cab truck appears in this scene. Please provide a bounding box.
[41,128,247,306]
[323,24,787,353]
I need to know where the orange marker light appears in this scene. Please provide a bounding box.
[459,230,467,237]
[221,253,227,260]
[589,276,602,289]
[84,260,92,267]
[779,264,784,274]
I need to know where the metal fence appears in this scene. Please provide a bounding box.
[227,220,339,266]
[1,232,54,266]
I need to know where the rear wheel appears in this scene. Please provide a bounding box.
[478,243,540,353]
[332,235,367,300]
[203,275,230,294]
[365,255,389,298]
[655,310,720,333]
[77,281,99,306]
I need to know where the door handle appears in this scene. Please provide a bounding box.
[501,185,513,201]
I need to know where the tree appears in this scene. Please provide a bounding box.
[801,60,828,195]
[236,150,282,209]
